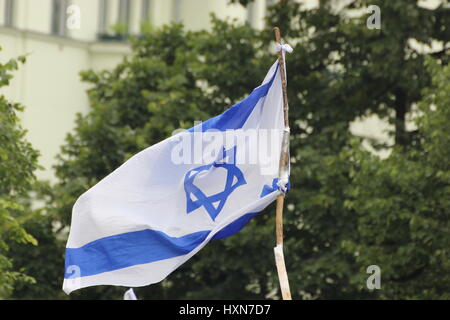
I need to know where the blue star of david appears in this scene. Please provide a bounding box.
[183,146,247,221]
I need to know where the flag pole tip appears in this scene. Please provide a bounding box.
[273,27,281,43]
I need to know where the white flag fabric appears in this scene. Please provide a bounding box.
[63,60,289,294]
[123,288,138,300]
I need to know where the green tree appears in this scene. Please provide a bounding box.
[7,180,67,300]
[0,51,39,298]
[342,58,450,299]
[263,0,449,299]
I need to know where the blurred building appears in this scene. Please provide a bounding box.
[0,0,271,181]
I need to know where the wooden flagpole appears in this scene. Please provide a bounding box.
[273,26,292,300]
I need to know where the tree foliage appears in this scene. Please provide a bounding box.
[342,58,450,299]
[0,51,39,298]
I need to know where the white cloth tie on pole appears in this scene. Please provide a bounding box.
[275,43,292,194]
[276,43,294,54]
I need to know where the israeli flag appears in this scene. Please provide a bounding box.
[63,60,289,294]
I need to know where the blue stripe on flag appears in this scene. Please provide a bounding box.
[211,179,283,241]
[211,212,257,240]
[64,177,282,279]
[188,65,279,132]
[64,229,210,278]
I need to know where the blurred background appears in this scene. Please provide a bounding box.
[0,0,448,300]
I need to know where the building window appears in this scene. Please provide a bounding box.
[117,0,130,34]
[4,0,14,27]
[51,0,68,36]
[98,0,109,34]
[98,0,133,41]
[246,1,256,26]
[141,0,152,24]
[172,0,182,23]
